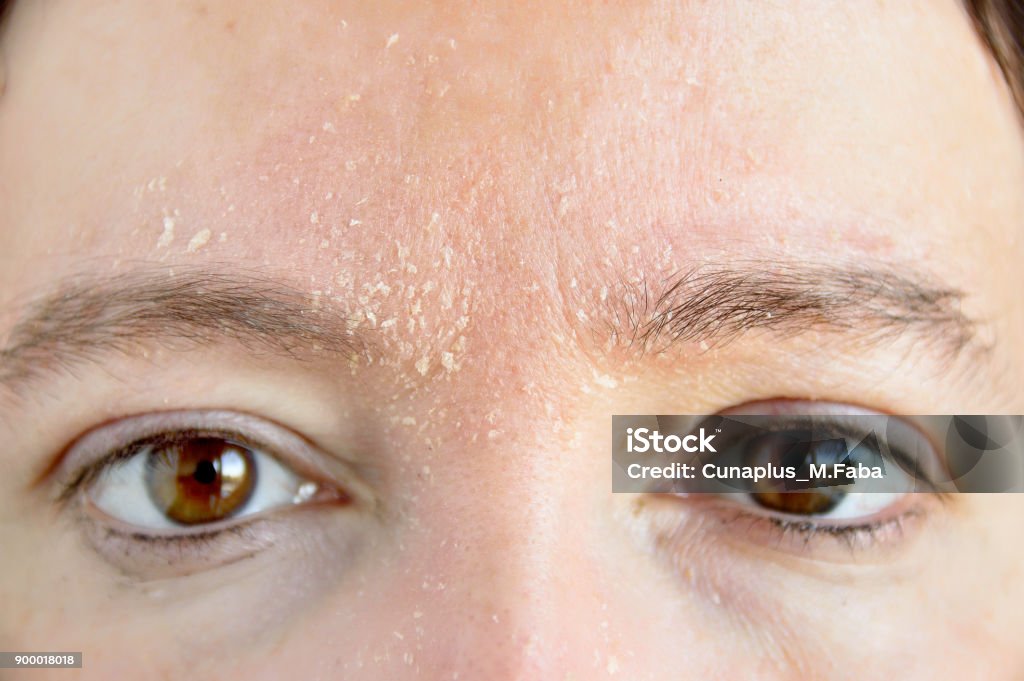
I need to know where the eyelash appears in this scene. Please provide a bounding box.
[74,507,283,579]
[742,508,916,550]
[97,519,260,552]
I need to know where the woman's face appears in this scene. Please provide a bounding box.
[1,1,1022,678]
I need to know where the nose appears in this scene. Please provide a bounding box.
[394,470,616,679]
[360,422,682,681]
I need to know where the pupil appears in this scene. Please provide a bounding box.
[193,459,218,486]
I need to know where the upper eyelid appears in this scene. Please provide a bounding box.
[714,401,953,488]
[768,417,946,491]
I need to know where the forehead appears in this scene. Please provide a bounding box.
[0,1,1021,300]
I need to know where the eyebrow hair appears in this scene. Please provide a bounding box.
[0,261,985,397]
[0,266,362,394]
[605,262,983,358]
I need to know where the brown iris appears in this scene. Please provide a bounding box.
[743,430,846,516]
[752,490,843,515]
[145,437,257,525]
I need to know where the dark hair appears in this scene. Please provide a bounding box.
[0,1,1021,119]
[964,0,1024,118]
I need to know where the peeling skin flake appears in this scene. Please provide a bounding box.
[415,356,430,375]
[186,228,212,253]
[157,216,175,248]
[441,351,455,372]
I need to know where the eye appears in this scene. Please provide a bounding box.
[53,410,355,533]
[637,403,948,556]
[50,411,363,578]
[728,423,920,523]
[719,431,914,529]
[88,433,328,530]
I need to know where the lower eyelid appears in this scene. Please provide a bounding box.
[642,493,938,567]
[71,471,352,580]
[74,510,278,580]
[76,493,352,575]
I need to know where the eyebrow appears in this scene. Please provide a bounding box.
[0,261,984,395]
[601,262,983,357]
[0,266,362,394]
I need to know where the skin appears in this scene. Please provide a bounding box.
[0,1,1023,679]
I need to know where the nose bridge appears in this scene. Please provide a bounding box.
[381,236,624,676]
[405,424,611,678]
